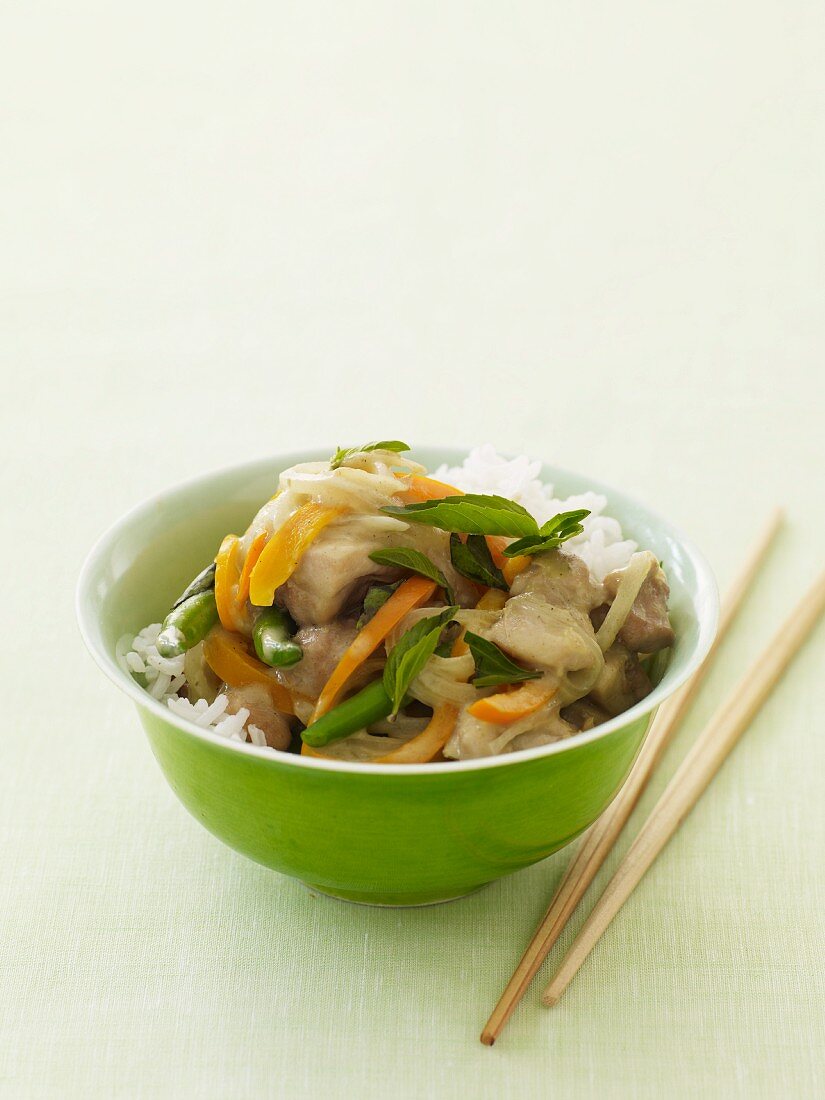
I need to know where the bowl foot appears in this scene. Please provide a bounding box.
[300,880,488,908]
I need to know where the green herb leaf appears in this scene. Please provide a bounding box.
[368,547,453,603]
[502,509,590,558]
[356,580,402,630]
[383,606,458,714]
[330,440,410,470]
[382,494,538,538]
[449,533,507,591]
[464,630,543,689]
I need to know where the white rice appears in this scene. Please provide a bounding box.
[434,444,636,582]
[116,624,263,743]
[120,445,637,738]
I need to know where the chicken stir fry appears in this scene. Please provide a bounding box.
[154,441,674,763]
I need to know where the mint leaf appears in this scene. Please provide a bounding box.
[449,533,507,591]
[464,631,542,689]
[502,509,590,558]
[368,547,453,603]
[382,494,539,538]
[330,440,410,470]
[383,606,458,714]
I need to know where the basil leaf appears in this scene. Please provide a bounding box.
[383,606,459,714]
[368,547,453,603]
[382,494,539,538]
[330,440,410,470]
[356,580,402,630]
[502,509,590,558]
[464,630,542,689]
[449,533,507,591]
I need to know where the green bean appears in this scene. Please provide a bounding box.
[157,590,219,657]
[253,608,303,668]
[171,562,216,610]
[301,680,393,748]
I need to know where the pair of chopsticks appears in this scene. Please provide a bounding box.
[482,509,825,1045]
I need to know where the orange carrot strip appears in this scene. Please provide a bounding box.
[399,474,464,502]
[237,531,268,606]
[375,705,459,764]
[311,575,438,720]
[486,535,529,586]
[249,502,344,607]
[214,535,244,631]
[468,681,555,725]
[202,628,296,715]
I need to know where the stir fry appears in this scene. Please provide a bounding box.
[148,441,674,762]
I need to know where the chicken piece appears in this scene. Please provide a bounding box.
[223,683,292,750]
[589,644,651,716]
[602,552,674,653]
[445,699,575,759]
[275,620,358,701]
[489,594,603,691]
[279,518,476,626]
[280,523,402,625]
[510,550,605,612]
[560,697,612,732]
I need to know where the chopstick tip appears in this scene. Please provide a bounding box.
[541,990,559,1008]
[480,1030,496,1047]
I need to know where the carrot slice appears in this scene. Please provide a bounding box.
[214,535,244,631]
[468,681,555,725]
[375,704,458,764]
[485,535,529,586]
[311,575,438,720]
[249,502,344,607]
[202,627,296,715]
[237,531,268,606]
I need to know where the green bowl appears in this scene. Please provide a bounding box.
[77,449,718,906]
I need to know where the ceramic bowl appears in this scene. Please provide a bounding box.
[77,449,718,906]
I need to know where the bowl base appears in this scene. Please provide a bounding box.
[300,880,488,908]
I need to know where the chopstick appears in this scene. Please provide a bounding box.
[480,509,783,1045]
[542,564,825,1006]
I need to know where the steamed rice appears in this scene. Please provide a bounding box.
[434,445,636,582]
[119,446,637,745]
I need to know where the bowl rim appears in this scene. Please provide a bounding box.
[76,447,719,776]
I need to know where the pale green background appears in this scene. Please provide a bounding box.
[2,2,824,1097]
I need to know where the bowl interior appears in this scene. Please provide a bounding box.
[78,447,718,769]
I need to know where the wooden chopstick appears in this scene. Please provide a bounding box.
[542,564,825,1006]
[480,509,783,1045]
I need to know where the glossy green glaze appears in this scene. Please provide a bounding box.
[138,700,651,904]
[78,448,718,906]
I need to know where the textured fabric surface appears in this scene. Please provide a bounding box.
[2,2,824,1096]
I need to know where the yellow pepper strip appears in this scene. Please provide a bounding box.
[502,556,529,585]
[486,535,529,586]
[311,575,438,721]
[468,681,556,725]
[475,588,508,611]
[375,704,459,764]
[236,531,268,606]
[202,627,296,715]
[214,535,244,631]
[249,503,344,608]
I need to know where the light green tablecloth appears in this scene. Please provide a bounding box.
[2,3,824,1096]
